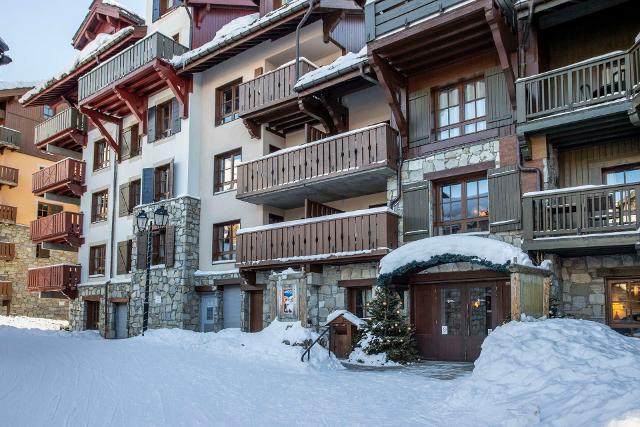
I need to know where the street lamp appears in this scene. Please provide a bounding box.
[136,205,170,335]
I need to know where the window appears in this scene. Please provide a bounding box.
[151,230,167,266]
[214,150,241,192]
[37,202,62,219]
[348,287,372,318]
[605,165,640,185]
[154,164,171,201]
[213,221,240,261]
[435,176,489,235]
[35,243,50,259]
[91,190,109,223]
[121,123,141,160]
[89,245,106,276]
[156,100,173,140]
[129,179,141,212]
[437,79,486,141]
[43,105,54,120]
[160,0,176,15]
[607,279,640,336]
[268,214,284,224]
[216,79,241,125]
[93,139,110,171]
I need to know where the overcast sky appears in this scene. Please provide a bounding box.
[0,0,145,82]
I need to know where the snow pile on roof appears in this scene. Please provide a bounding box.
[101,0,145,22]
[347,331,400,367]
[19,26,135,104]
[193,269,239,277]
[325,310,367,329]
[295,46,368,91]
[142,320,342,370]
[171,0,310,68]
[0,81,42,91]
[378,235,538,283]
[448,318,640,426]
[0,315,68,331]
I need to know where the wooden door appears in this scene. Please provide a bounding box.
[86,301,100,330]
[249,291,264,332]
[412,285,438,359]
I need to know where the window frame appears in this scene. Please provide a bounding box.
[348,287,372,319]
[603,163,640,185]
[212,220,240,262]
[434,174,489,236]
[214,149,242,193]
[89,244,107,276]
[155,99,173,140]
[151,230,167,266]
[154,164,171,202]
[128,179,141,215]
[93,138,110,171]
[37,202,62,219]
[43,105,54,120]
[91,190,109,223]
[215,79,242,126]
[435,77,486,142]
[606,277,640,335]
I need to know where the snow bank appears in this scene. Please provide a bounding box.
[450,319,640,426]
[347,331,400,367]
[0,315,68,331]
[295,46,368,91]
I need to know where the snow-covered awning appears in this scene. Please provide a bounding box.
[294,47,368,92]
[377,235,538,285]
[325,310,367,329]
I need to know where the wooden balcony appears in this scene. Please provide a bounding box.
[0,205,17,224]
[0,242,15,261]
[0,125,20,153]
[27,264,80,298]
[34,107,87,152]
[237,124,398,209]
[522,183,640,254]
[30,212,83,247]
[237,208,399,268]
[32,158,86,198]
[0,165,18,187]
[0,281,11,302]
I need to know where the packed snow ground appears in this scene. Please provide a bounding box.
[1,316,639,426]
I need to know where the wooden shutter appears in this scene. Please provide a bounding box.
[408,88,431,148]
[485,67,513,129]
[402,181,430,242]
[488,165,522,232]
[116,240,128,275]
[147,106,156,143]
[152,0,161,22]
[119,128,131,160]
[141,168,155,204]
[118,182,130,217]
[164,226,175,267]
[167,160,174,198]
[136,232,148,270]
[171,98,181,134]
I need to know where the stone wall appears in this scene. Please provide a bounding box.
[0,223,77,320]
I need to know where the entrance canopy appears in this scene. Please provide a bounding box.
[378,235,538,286]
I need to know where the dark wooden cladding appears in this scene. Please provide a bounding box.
[0,205,17,224]
[32,158,86,197]
[237,124,398,198]
[305,199,343,219]
[0,125,21,151]
[522,183,640,240]
[237,209,399,267]
[0,166,18,186]
[27,264,81,295]
[0,242,15,261]
[30,212,84,246]
[238,60,317,116]
[34,107,87,149]
[305,124,327,143]
[192,7,258,49]
[0,281,11,301]
[631,40,640,92]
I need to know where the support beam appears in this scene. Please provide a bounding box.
[243,119,261,139]
[323,10,345,43]
[69,132,87,149]
[369,52,407,141]
[298,97,339,135]
[60,94,78,110]
[485,3,517,106]
[80,107,121,158]
[113,86,148,135]
[154,61,190,118]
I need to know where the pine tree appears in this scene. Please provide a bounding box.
[364,287,418,364]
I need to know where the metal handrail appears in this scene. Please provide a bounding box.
[300,325,331,362]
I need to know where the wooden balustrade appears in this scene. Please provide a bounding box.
[32,158,86,196]
[0,165,18,186]
[78,32,189,100]
[237,208,398,267]
[0,242,15,261]
[34,107,87,145]
[30,212,83,246]
[27,264,81,294]
[0,125,21,150]
[630,40,640,94]
[523,183,640,240]
[0,281,11,300]
[238,60,317,115]
[0,205,17,224]
[237,124,398,199]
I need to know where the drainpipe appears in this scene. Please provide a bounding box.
[182,3,194,49]
[389,131,404,209]
[359,62,378,85]
[104,143,119,338]
[516,137,541,192]
[295,1,315,81]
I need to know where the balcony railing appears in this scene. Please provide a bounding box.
[237,208,399,267]
[78,32,189,101]
[34,107,87,146]
[238,59,317,116]
[0,242,15,261]
[516,44,640,123]
[523,183,640,240]
[0,165,18,186]
[0,281,11,301]
[32,158,86,197]
[0,205,17,224]
[27,264,81,295]
[237,124,398,206]
[0,125,20,151]
[30,212,83,246]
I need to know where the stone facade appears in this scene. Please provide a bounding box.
[0,223,77,320]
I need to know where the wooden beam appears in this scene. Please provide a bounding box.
[369,52,407,140]
[113,86,148,135]
[322,10,345,43]
[298,97,338,134]
[485,3,517,106]
[80,107,121,159]
[319,95,348,133]
[243,119,261,139]
[153,61,190,118]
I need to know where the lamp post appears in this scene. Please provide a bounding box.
[136,205,169,336]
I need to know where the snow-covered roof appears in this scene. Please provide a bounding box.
[72,0,145,46]
[194,269,240,277]
[325,310,367,329]
[294,47,368,91]
[171,0,310,69]
[19,27,136,105]
[0,81,41,92]
[378,235,538,284]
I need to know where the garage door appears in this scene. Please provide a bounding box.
[223,285,242,329]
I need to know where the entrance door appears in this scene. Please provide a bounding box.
[86,301,100,330]
[249,291,263,332]
[114,303,128,339]
[200,294,216,332]
[223,285,241,329]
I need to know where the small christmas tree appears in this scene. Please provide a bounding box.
[364,286,418,364]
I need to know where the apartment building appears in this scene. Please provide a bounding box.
[0,82,78,319]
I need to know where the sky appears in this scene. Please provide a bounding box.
[0,0,145,83]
